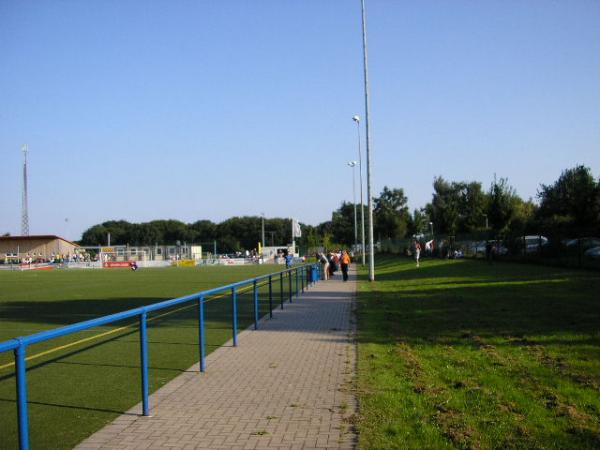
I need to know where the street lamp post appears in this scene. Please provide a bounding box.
[429,222,434,239]
[353,115,366,266]
[360,0,375,281]
[347,161,358,250]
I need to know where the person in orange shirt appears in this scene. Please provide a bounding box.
[340,250,351,282]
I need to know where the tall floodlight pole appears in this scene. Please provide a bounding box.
[360,0,375,281]
[347,161,358,250]
[261,213,265,248]
[352,115,366,265]
[21,144,29,236]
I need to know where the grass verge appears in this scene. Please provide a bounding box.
[355,256,600,449]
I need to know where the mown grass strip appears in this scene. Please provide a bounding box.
[355,256,600,449]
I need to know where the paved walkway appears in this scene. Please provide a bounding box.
[76,267,357,450]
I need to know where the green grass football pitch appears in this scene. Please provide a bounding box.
[0,264,300,449]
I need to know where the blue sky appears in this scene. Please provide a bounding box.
[1,0,599,240]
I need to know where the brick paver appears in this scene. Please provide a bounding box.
[76,266,357,450]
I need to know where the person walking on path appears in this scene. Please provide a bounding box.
[340,250,351,281]
[319,252,330,280]
[414,240,422,268]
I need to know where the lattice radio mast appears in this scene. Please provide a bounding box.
[21,144,29,236]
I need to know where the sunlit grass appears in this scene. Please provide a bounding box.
[355,256,600,449]
[0,264,300,449]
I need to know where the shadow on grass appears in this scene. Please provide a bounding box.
[0,397,138,416]
[356,257,600,347]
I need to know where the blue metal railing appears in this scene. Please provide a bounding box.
[0,263,321,450]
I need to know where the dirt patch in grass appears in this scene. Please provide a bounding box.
[394,341,435,395]
[434,405,481,450]
[525,344,600,391]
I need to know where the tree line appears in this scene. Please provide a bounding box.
[79,165,599,251]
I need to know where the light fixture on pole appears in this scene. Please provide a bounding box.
[360,0,375,281]
[352,115,366,266]
[347,161,358,251]
[429,222,434,238]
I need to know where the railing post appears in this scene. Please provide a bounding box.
[268,275,273,319]
[139,311,149,416]
[231,287,238,347]
[288,270,293,303]
[253,280,259,330]
[280,272,284,309]
[295,268,299,297]
[15,343,29,450]
[198,295,206,372]
[301,266,305,293]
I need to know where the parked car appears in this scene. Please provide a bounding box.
[584,246,600,259]
[523,235,548,253]
[563,237,600,247]
[472,241,508,256]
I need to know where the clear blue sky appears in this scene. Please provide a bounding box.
[1,0,599,240]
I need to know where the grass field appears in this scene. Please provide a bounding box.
[0,264,302,450]
[355,256,600,449]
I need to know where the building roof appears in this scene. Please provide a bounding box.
[0,235,79,246]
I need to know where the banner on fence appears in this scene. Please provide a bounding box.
[103,261,131,269]
[172,259,196,267]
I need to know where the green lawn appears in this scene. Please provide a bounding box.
[0,264,303,449]
[355,256,600,449]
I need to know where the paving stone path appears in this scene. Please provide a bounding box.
[76,266,357,450]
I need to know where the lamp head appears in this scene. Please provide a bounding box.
[347,161,357,167]
[352,115,360,123]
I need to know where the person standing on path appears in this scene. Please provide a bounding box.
[340,250,351,281]
[319,252,330,280]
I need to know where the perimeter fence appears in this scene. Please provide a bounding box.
[379,231,600,271]
[0,263,321,450]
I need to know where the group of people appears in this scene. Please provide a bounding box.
[2,252,92,265]
[412,238,464,267]
[316,250,352,281]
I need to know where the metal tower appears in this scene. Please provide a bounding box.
[21,144,29,236]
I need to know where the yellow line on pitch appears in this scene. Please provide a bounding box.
[0,279,275,371]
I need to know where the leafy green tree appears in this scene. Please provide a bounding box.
[373,186,410,240]
[511,198,538,235]
[330,202,356,246]
[189,220,217,243]
[407,208,429,237]
[266,218,295,247]
[80,220,133,245]
[458,181,488,232]
[487,177,520,233]
[537,165,600,234]
[80,224,109,245]
[426,177,461,235]
[218,216,262,251]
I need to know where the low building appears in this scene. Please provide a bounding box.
[82,244,203,262]
[0,235,80,263]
